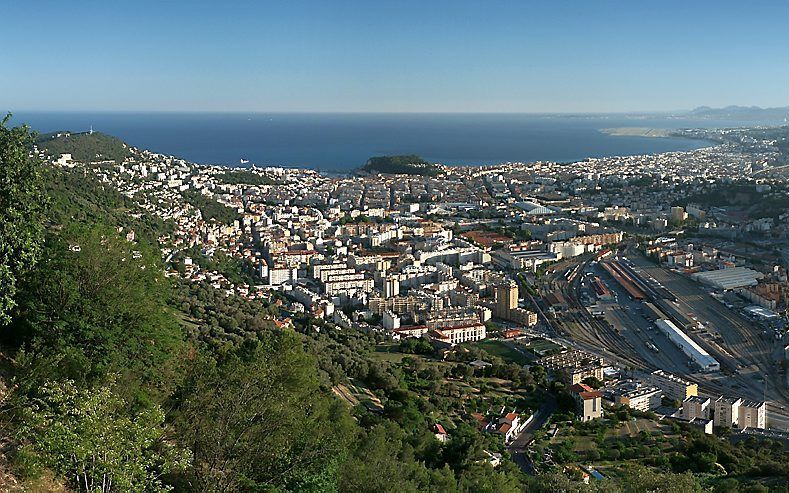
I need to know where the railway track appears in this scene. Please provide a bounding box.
[539,254,789,429]
[629,256,789,405]
[560,265,650,370]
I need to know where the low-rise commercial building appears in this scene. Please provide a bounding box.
[691,267,764,290]
[392,325,430,339]
[656,319,720,372]
[428,322,486,346]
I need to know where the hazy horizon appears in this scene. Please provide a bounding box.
[9,109,696,115]
[8,107,785,117]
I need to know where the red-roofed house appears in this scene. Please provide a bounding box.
[491,410,524,443]
[434,423,448,443]
[471,412,489,430]
[501,329,524,339]
[570,383,594,393]
[570,383,602,422]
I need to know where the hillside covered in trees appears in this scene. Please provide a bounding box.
[360,154,442,176]
[36,130,132,164]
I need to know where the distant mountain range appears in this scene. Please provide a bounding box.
[686,105,789,121]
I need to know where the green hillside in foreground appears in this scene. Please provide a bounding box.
[36,130,133,163]
[360,154,441,176]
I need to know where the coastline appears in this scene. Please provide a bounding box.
[599,127,674,138]
[13,112,727,171]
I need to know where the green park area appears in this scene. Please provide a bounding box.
[473,339,532,366]
[529,404,789,491]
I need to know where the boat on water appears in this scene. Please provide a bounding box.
[240,159,249,164]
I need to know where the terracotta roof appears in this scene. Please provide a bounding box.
[471,413,488,429]
[394,326,427,334]
[429,329,449,339]
[441,322,484,332]
[435,424,446,435]
[569,383,594,393]
[396,325,427,331]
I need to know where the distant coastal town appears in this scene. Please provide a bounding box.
[600,127,674,138]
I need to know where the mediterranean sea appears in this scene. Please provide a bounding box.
[8,112,772,172]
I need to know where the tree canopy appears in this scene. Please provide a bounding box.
[0,115,45,325]
[13,379,190,493]
[36,130,132,164]
[11,225,186,400]
[361,155,441,176]
[172,332,355,492]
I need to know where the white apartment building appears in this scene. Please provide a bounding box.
[382,310,400,330]
[616,386,662,412]
[713,397,742,428]
[324,273,374,296]
[384,277,400,298]
[738,401,766,430]
[266,265,298,286]
[649,370,698,402]
[370,228,402,247]
[312,262,352,282]
[681,396,711,421]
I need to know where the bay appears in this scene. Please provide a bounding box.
[8,112,772,171]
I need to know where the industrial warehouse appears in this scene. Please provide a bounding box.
[655,319,720,372]
[691,267,764,290]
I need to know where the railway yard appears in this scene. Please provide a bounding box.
[536,247,789,431]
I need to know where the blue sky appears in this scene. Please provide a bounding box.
[3,0,788,112]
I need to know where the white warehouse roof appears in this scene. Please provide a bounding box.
[656,319,720,372]
[690,267,763,290]
[515,201,556,215]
